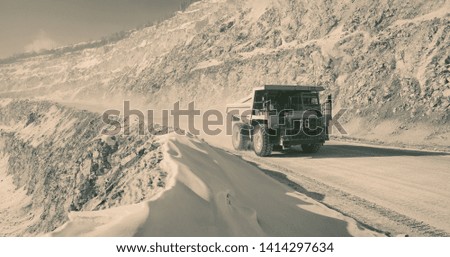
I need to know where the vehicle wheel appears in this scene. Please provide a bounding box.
[301,143,322,153]
[253,124,273,157]
[232,123,249,150]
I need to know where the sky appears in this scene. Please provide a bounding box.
[0,0,195,58]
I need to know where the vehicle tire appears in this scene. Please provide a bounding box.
[253,124,273,157]
[232,123,250,150]
[301,143,322,153]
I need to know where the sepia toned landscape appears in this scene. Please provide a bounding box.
[0,0,449,237]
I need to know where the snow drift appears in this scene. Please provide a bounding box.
[51,133,380,237]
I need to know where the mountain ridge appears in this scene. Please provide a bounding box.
[1,0,449,147]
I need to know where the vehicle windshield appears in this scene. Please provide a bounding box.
[253,90,320,111]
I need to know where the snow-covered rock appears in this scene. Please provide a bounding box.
[0,100,167,236]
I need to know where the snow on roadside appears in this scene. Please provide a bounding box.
[49,133,381,237]
[141,134,381,236]
[48,203,149,237]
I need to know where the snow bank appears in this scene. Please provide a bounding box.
[48,203,149,237]
[136,134,380,236]
[50,133,380,236]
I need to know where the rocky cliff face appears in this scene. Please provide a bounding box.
[0,100,167,235]
[0,0,448,148]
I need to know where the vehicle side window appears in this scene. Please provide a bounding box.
[302,94,319,105]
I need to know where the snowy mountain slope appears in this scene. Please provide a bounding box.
[0,0,448,148]
[0,0,233,102]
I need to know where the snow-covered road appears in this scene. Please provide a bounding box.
[230,141,450,236]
